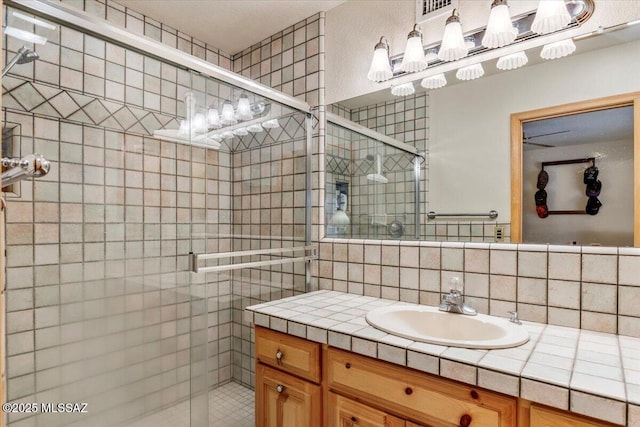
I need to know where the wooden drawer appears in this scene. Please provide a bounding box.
[255,326,321,383]
[530,403,623,427]
[327,348,516,427]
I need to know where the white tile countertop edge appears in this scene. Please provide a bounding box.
[246,290,640,426]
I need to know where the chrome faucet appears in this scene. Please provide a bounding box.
[439,277,477,316]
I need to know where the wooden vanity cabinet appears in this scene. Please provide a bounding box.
[328,392,405,427]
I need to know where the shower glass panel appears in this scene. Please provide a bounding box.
[326,120,418,240]
[2,3,311,427]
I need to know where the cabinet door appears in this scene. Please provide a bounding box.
[256,363,322,427]
[328,392,405,427]
[530,404,622,427]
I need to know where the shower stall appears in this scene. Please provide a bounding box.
[2,1,313,426]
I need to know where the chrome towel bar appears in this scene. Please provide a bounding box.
[189,245,316,274]
[427,210,498,220]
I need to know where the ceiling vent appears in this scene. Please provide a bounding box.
[417,0,458,23]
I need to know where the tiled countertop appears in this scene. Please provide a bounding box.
[245,290,640,426]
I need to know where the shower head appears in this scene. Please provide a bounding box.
[365,153,388,184]
[1,46,39,77]
[17,48,39,64]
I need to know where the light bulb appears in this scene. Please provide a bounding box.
[540,39,576,59]
[497,51,528,70]
[456,63,484,80]
[367,37,393,82]
[390,82,415,97]
[400,25,427,73]
[438,10,468,62]
[207,108,221,129]
[421,74,447,90]
[531,0,572,35]
[236,94,253,121]
[220,101,237,126]
[482,0,517,48]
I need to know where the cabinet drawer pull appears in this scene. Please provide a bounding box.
[405,387,413,395]
[276,384,285,393]
[275,349,284,365]
[460,414,472,427]
[345,362,351,369]
[349,415,357,427]
[470,390,479,399]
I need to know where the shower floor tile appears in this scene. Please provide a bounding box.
[126,382,254,427]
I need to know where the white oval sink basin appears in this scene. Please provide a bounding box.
[366,305,529,349]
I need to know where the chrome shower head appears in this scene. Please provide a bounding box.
[17,48,39,64]
[1,46,39,77]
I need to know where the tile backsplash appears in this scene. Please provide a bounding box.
[317,239,640,337]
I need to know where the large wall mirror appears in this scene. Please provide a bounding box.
[327,21,640,244]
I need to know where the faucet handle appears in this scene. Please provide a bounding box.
[448,276,463,293]
[508,311,522,325]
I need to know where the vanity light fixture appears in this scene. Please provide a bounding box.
[438,9,468,62]
[390,82,415,96]
[421,74,447,90]
[424,48,438,62]
[221,131,234,140]
[456,63,485,80]
[233,127,248,136]
[220,101,237,126]
[496,51,528,70]
[367,37,393,82]
[400,24,428,73]
[531,0,571,35]
[207,108,222,129]
[482,0,518,49]
[540,38,576,59]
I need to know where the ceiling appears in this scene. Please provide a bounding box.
[523,106,634,150]
[119,0,345,54]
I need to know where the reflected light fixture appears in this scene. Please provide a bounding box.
[220,101,237,126]
[540,38,576,59]
[247,123,264,133]
[262,119,280,129]
[390,82,415,97]
[531,0,572,35]
[438,10,468,62]
[221,131,234,140]
[207,108,221,129]
[235,93,253,121]
[421,74,447,90]
[496,51,528,70]
[4,11,56,45]
[367,37,393,82]
[400,24,428,73]
[233,127,248,136]
[456,63,485,80]
[482,0,517,49]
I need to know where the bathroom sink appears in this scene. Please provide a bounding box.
[365,305,529,349]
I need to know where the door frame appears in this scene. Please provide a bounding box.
[510,92,640,246]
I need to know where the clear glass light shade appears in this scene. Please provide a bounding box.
[531,0,572,34]
[220,101,237,126]
[540,38,576,59]
[233,127,248,136]
[456,63,485,80]
[421,74,447,90]
[207,108,221,129]
[438,21,468,61]
[496,51,528,70]
[400,36,428,73]
[221,131,234,140]
[367,47,393,82]
[262,119,280,129]
[192,113,207,133]
[247,123,264,133]
[390,82,415,97]
[482,4,517,48]
[235,96,253,121]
